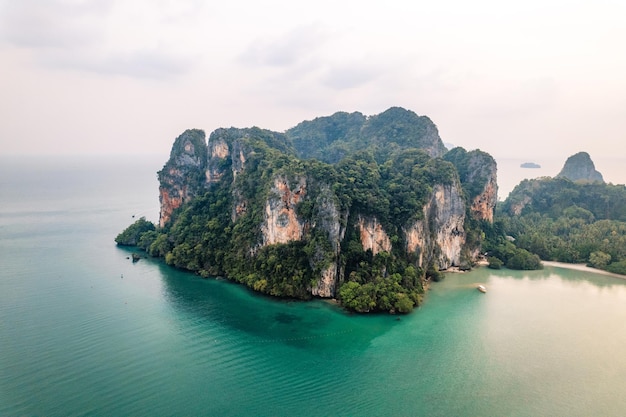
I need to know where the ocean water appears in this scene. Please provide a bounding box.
[2,156,626,416]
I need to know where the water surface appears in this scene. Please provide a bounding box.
[2,156,626,416]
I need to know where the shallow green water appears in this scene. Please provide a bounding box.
[2,157,626,416]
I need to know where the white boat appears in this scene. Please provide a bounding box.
[477,285,487,293]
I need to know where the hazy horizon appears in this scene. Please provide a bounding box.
[1,1,625,162]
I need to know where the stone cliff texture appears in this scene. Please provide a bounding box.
[205,136,230,184]
[471,177,497,223]
[444,148,498,223]
[309,185,345,298]
[404,183,466,270]
[261,177,307,245]
[429,184,466,268]
[158,129,207,227]
[357,215,392,255]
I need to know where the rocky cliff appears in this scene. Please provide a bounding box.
[403,183,466,269]
[261,176,307,245]
[158,129,208,227]
[357,215,392,255]
[556,151,604,183]
[443,147,498,223]
[123,107,497,313]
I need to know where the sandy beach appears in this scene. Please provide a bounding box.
[542,261,626,280]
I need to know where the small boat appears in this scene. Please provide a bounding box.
[477,285,487,293]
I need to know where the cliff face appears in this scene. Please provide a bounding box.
[158,129,207,227]
[309,184,344,298]
[404,183,466,269]
[471,176,497,223]
[261,177,307,245]
[429,184,466,267]
[357,215,392,255]
[467,153,498,223]
[443,147,498,223]
[144,108,498,311]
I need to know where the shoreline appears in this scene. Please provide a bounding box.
[541,261,626,280]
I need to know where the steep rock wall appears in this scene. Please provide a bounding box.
[310,184,345,298]
[261,176,307,245]
[357,215,392,255]
[158,169,188,228]
[404,183,466,269]
[205,137,230,184]
[444,148,498,223]
[430,184,466,268]
[467,153,498,223]
[158,130,207,227]
[471,171,497,222]
[404,221,427,267]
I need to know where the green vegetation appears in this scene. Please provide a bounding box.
[491,177,626,275]
[115,217,155,246]
[443,147,495,202]
[286,107,447,164]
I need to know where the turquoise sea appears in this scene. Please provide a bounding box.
[2,156,626,416]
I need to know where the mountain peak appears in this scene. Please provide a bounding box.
[556,151,604,183]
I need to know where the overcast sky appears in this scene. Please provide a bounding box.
[1,0,625,164]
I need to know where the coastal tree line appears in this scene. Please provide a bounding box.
[488,178,626,275]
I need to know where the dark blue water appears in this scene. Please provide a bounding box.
[2,156,626,416]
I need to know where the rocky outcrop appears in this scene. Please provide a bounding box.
[465,151,498,223]
[404,183,466,270]
[508,194,532,216]
[261,177,307,245]
[313,266,338,298]
[158,129,207,227]
[404,221,427,267]
[429,184,466,268]
[557,152,604,183]
[444,148,498,223]
[471,177,497,223]
[310,185,345,297]
[205,136,230,184]
[357,215,392,255]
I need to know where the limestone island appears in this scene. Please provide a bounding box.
[116,107,500,314]
[520,162,541,168]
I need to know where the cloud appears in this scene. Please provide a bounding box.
[0,0,111,49]
[239,24,329,68]
[0,0,197,80]
[322,64,383,90]
[38,48,194,79]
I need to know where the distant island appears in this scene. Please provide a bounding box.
[499,151,626,275]
[520,162,541,168]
